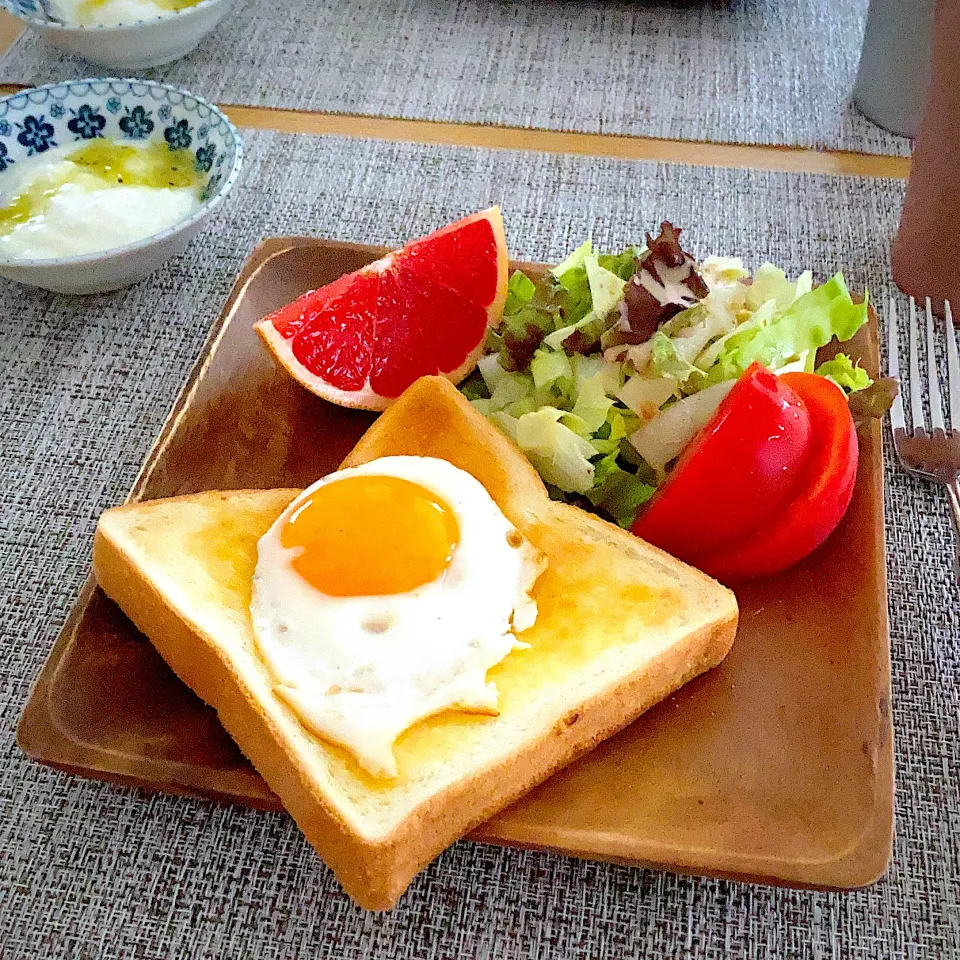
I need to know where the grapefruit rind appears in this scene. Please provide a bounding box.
[256,320,486,412]
[486,206,509,319]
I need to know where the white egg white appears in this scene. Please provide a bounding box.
[250,456,546,778]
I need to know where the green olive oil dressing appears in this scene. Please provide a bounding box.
[75,0,203,24]
[0,140,201,237]
[67,140,201,191]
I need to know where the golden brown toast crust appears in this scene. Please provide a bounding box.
[92,494,367,892]
[93,377,738,910]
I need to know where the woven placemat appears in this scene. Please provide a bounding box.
[0,131,956,958]
[0,0,911,157]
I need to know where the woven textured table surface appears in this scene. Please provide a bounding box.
[0,0,911,157]
[1,130,957,958]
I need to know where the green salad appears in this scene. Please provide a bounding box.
[459,222,879,528]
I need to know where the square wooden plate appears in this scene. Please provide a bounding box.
[18,238,894,890]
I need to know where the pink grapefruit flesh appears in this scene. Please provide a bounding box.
[256,207,509,410]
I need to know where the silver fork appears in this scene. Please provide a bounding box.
[889,295,960,581]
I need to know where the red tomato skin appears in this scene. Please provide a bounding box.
[631,363,813,562]
[698,372,858,582]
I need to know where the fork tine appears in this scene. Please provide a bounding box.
[945,300,960,433]
[926,297,946,433]
[909,297,926,432]
[889,296,906,431]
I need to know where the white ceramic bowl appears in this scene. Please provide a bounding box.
[1,0,234,70]
[0,78,243,295]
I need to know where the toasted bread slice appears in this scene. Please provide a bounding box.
[93,377,738,910]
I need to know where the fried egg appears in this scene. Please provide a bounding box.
[250,456,547,778]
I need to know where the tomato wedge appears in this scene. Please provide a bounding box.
[697,371,858,581]
[631,363,813,563]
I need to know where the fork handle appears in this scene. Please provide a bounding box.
[945,477,960,584]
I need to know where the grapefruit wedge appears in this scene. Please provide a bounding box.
[256,207,509,411]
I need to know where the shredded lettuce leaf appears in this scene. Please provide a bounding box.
[489,371,534,410]
[649,331,703,384]
[586,454,657,527]
[530,347,573,392]
[503,269,536,315]
[514,407,597,494]
[465,233,871,531]
[598,246,643,281]
[478,352,508,393]
[617,373,679,417]
[552,240,592,281]
[745,263,808,311]
[586,255,628,317]
[700,256,748,286]
[543,254,626,352]
[570,372,614,433]
[704,274,868,384]
[572,353,608,390]
[459,372,490,403]
[498,272,566,370]
[815,354,872,393]
[552,241,593,325]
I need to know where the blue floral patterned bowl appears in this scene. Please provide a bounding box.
[1,0,235,71]
[0,78,243,294]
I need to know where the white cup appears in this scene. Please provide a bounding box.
[852,0,935,138]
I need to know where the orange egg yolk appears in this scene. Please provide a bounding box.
[280,475,460,597]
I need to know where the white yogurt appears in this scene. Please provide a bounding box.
[49,0,202,28]
[0,142,201,261]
